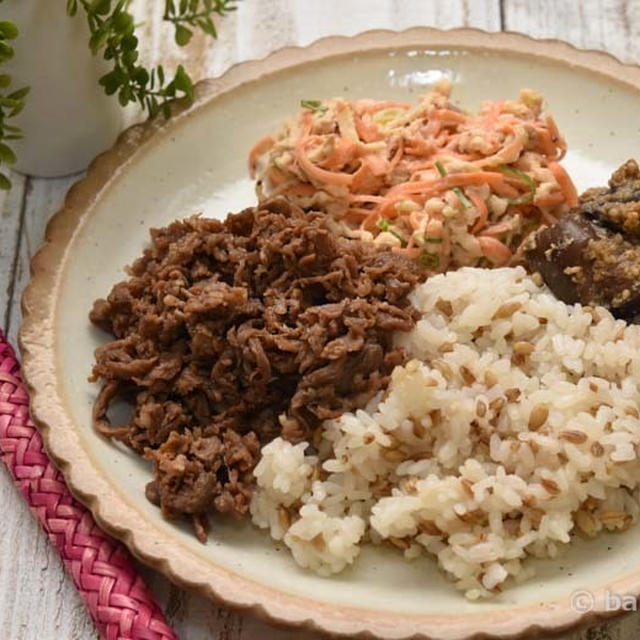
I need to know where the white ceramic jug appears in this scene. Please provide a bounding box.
[0,0,126,177]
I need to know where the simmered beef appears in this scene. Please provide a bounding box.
[89,199,422,540]
[525,160,640,318]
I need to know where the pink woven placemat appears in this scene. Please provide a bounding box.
[0,332,178,640]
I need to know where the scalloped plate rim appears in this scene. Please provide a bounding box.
[18,27,640,640]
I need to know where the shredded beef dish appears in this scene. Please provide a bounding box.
[89,198,422,540]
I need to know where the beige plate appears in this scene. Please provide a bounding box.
[19,28,640,640]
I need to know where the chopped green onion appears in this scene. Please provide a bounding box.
[418,250,440,268]
[300,99,328,115]
[453,186,472,208]
[434,161,472,209]
[377,218,407,247]
[424,236,444,244]
[434,160,447,177]
[498,166,537,205]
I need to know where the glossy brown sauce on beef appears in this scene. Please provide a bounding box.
[525,160,640,319]
[89,199,422,540]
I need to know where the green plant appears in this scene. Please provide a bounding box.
[0,3,28,189]
[67,0,238,118]
[0,0,235,189]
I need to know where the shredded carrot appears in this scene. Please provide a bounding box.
[251,86,576,271]
[279,183,317,197]
[248,135,275,178]
[545,115,566,159]
[345,206,377,221]
[470,191,489,233]
[491,181,521,199]
[266,166,287,187]
[296,138,354,188]
[432,108,468,124]
[535,192,566,207]
[356,99,412,113]
[480,220,513,236]
[477,129,524,167]
[535,128,559,158]
[320,137,357,171]
[349,194,387,204]
[547,161,578,207]
[409,210,423,231]
[478,236,512,265]
[354,114,381,143]
[364,154,390,177]
[388,139,404,171]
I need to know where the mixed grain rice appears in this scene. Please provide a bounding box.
[251,267,640,597]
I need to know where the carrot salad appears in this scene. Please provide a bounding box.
[249,81,577,271]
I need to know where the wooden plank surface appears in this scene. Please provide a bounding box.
[0,0,638,638]
[0,173,25,338]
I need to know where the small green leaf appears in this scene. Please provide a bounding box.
[0,41,14,63]
[0,172,11,190]
[174,24,193,46]
[0,73,11,88]
[118,86,131,106]
[0,143,16,164]
[197,17,217,38]
[121,34,138,51]
[134,67,149,86]
[66,0,79,16]
[0,21,18,40]
[8,100,26,117]
[300,99,328,115]
[113,11,134,33]
[7,86,29,101]
[99,71,121,95]
[121,49,139,66]
[157,65,165,86]
[90,0,112,15]
[89,29,109,55]
[173,64,193,98]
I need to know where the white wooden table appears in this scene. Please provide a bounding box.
[1,1,640,638]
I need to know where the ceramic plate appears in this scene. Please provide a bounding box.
[20,28,640,640]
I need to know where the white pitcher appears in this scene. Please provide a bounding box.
[0,0,127,177]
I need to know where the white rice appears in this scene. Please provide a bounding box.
[250,267,640,598]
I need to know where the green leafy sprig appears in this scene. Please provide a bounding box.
[164,0,238,46]
[300,99,329,116]
[0,12,29,189]
[67,0,237,119]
